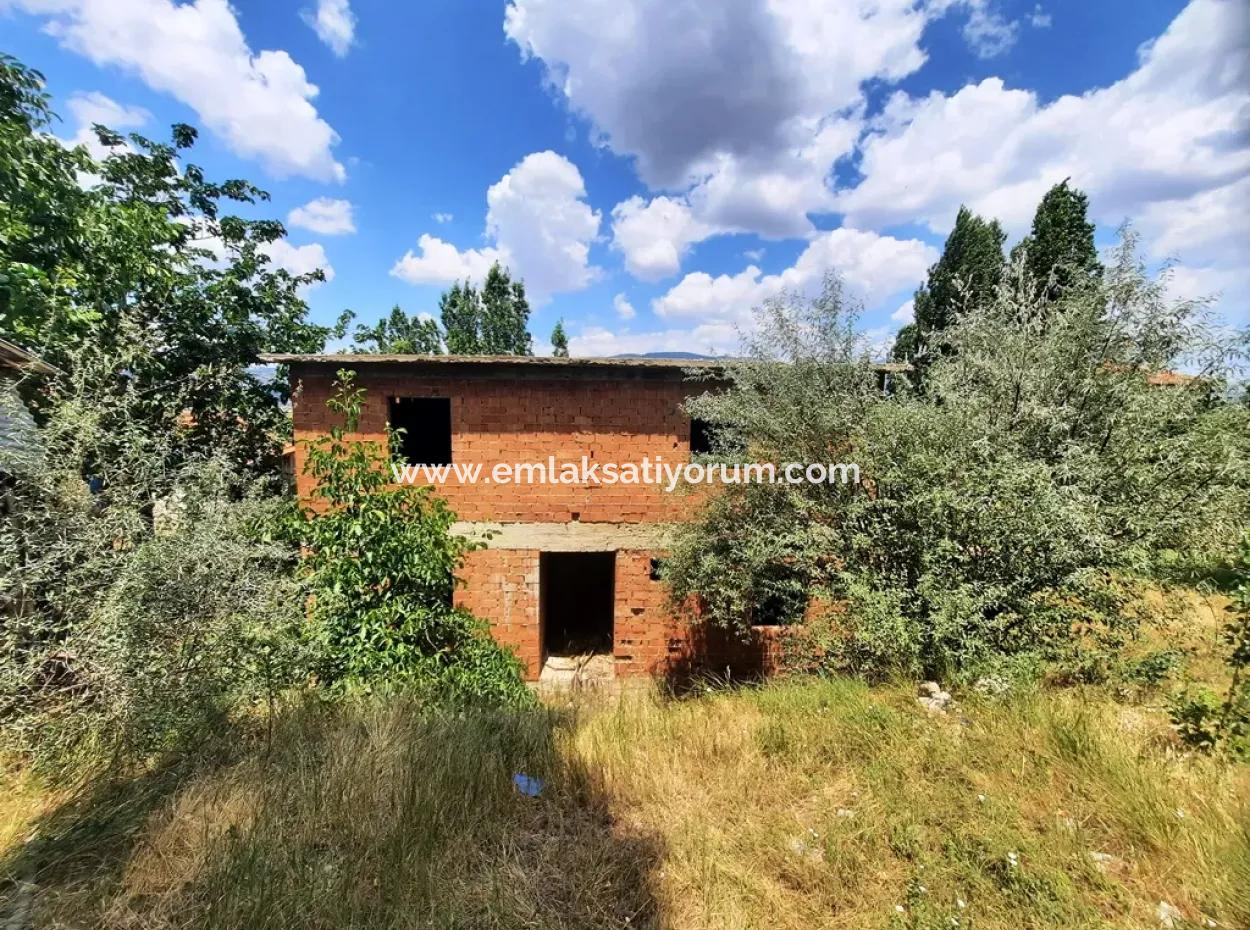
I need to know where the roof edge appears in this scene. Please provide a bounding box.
[259,353,911,373]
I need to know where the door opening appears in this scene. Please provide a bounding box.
[540,551,615,660]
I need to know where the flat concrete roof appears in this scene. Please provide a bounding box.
[260,353,911,373]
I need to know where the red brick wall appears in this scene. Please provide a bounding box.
[293,362,776,680]
[453,546,779,681]
[291,364,701,523]
[455,548,541,675]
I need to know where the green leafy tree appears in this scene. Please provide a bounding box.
[353,305,443,354]
[673,238,1250,680]
[551,319,569,357]
[893,206,1005,365]
[439,281,483,354]
[480,262,533,355]
[288,371,530,704]
[0,54,341,475]
[1013,178,1101,300]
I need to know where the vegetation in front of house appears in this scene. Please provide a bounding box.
[1169,534,1250,757]
[2,46,1250,930]
[669,233,1250,685]
[287,370,529,704]
[2,655,1247,930]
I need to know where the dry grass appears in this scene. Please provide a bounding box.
[2,592,1247,930]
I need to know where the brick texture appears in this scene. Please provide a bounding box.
[292,362,776,680]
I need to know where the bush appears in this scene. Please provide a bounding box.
[1,374,308,769]
[667,233,1250,680]
[287,370,530,706]
[1170,533,1250,757]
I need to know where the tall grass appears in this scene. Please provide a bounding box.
[2,681,1247,929]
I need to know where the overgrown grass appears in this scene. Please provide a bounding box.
[2,680,1246,929]
[2,593,1247,930]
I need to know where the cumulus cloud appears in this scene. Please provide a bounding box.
[610,196,714,281]
[891,299,916,323]
[653,228,937,323]
[302,0,355,57]
[613,294,636,320]
[391,234,504,286]
[837,1,1249,246]
[262,239,335,285]
[287,197,356,235]
[391,151,600,302]
[6,0,345,182]
[432,212,453,223]
[62,91,150,158]
[505,0,955,277]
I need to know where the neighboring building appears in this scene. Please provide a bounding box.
[0,337,56,479]
[268,354,890,682]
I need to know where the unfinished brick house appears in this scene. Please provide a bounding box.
[269,354,895,682]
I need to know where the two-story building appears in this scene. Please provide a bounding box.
[270,353,788,683]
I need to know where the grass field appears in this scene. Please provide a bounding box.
[2,594,1247,930]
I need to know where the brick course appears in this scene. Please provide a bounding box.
[287,359,775,680]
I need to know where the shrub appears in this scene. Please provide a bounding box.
[1,374,307,769]
[667,233,1250,680]
[1170,533,1250,757]
[287,370,529,706]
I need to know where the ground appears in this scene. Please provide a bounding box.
[1,590,1247,930]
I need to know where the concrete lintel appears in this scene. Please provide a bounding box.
[452,521,676,551]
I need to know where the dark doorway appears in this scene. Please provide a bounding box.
[541,551,615,658]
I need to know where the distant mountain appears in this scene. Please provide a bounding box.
[609,351,714,360]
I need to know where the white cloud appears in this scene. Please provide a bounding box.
[891,299,916,323]
[960,0,1018,59]
[287,197,356,235]
[262,239,334,285]
[391,234,504,286]
[654,228,937,323]
[302,0,355,57]
[1028,5,1052,28]
[6,0,345,182]
[613,294,636,320]
[504,0,968,274]
[432,212,454,223]
[610,195,714,281]
[62,91,150,157]
[833,0,1250,322]
[391,151,600,302]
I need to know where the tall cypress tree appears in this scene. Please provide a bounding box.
[892,205,1006,363]
[1013,179,1100,300]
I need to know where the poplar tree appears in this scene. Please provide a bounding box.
[1013,179,1101,300]
[892,206,1006,363]
[551,319,569,357]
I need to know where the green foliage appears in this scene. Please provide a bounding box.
[668,235,1250,680]
[1170,533,1250,757]
[287,370,529,705]
[898,205,1006,366]
[0,53,337,476]
[551,318,570,357]
[353,304,443,354]
[0,369,308,770]
[438,262,533,355]
[1013,179,1101,301]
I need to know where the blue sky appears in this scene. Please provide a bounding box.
[2,0,1246,356]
